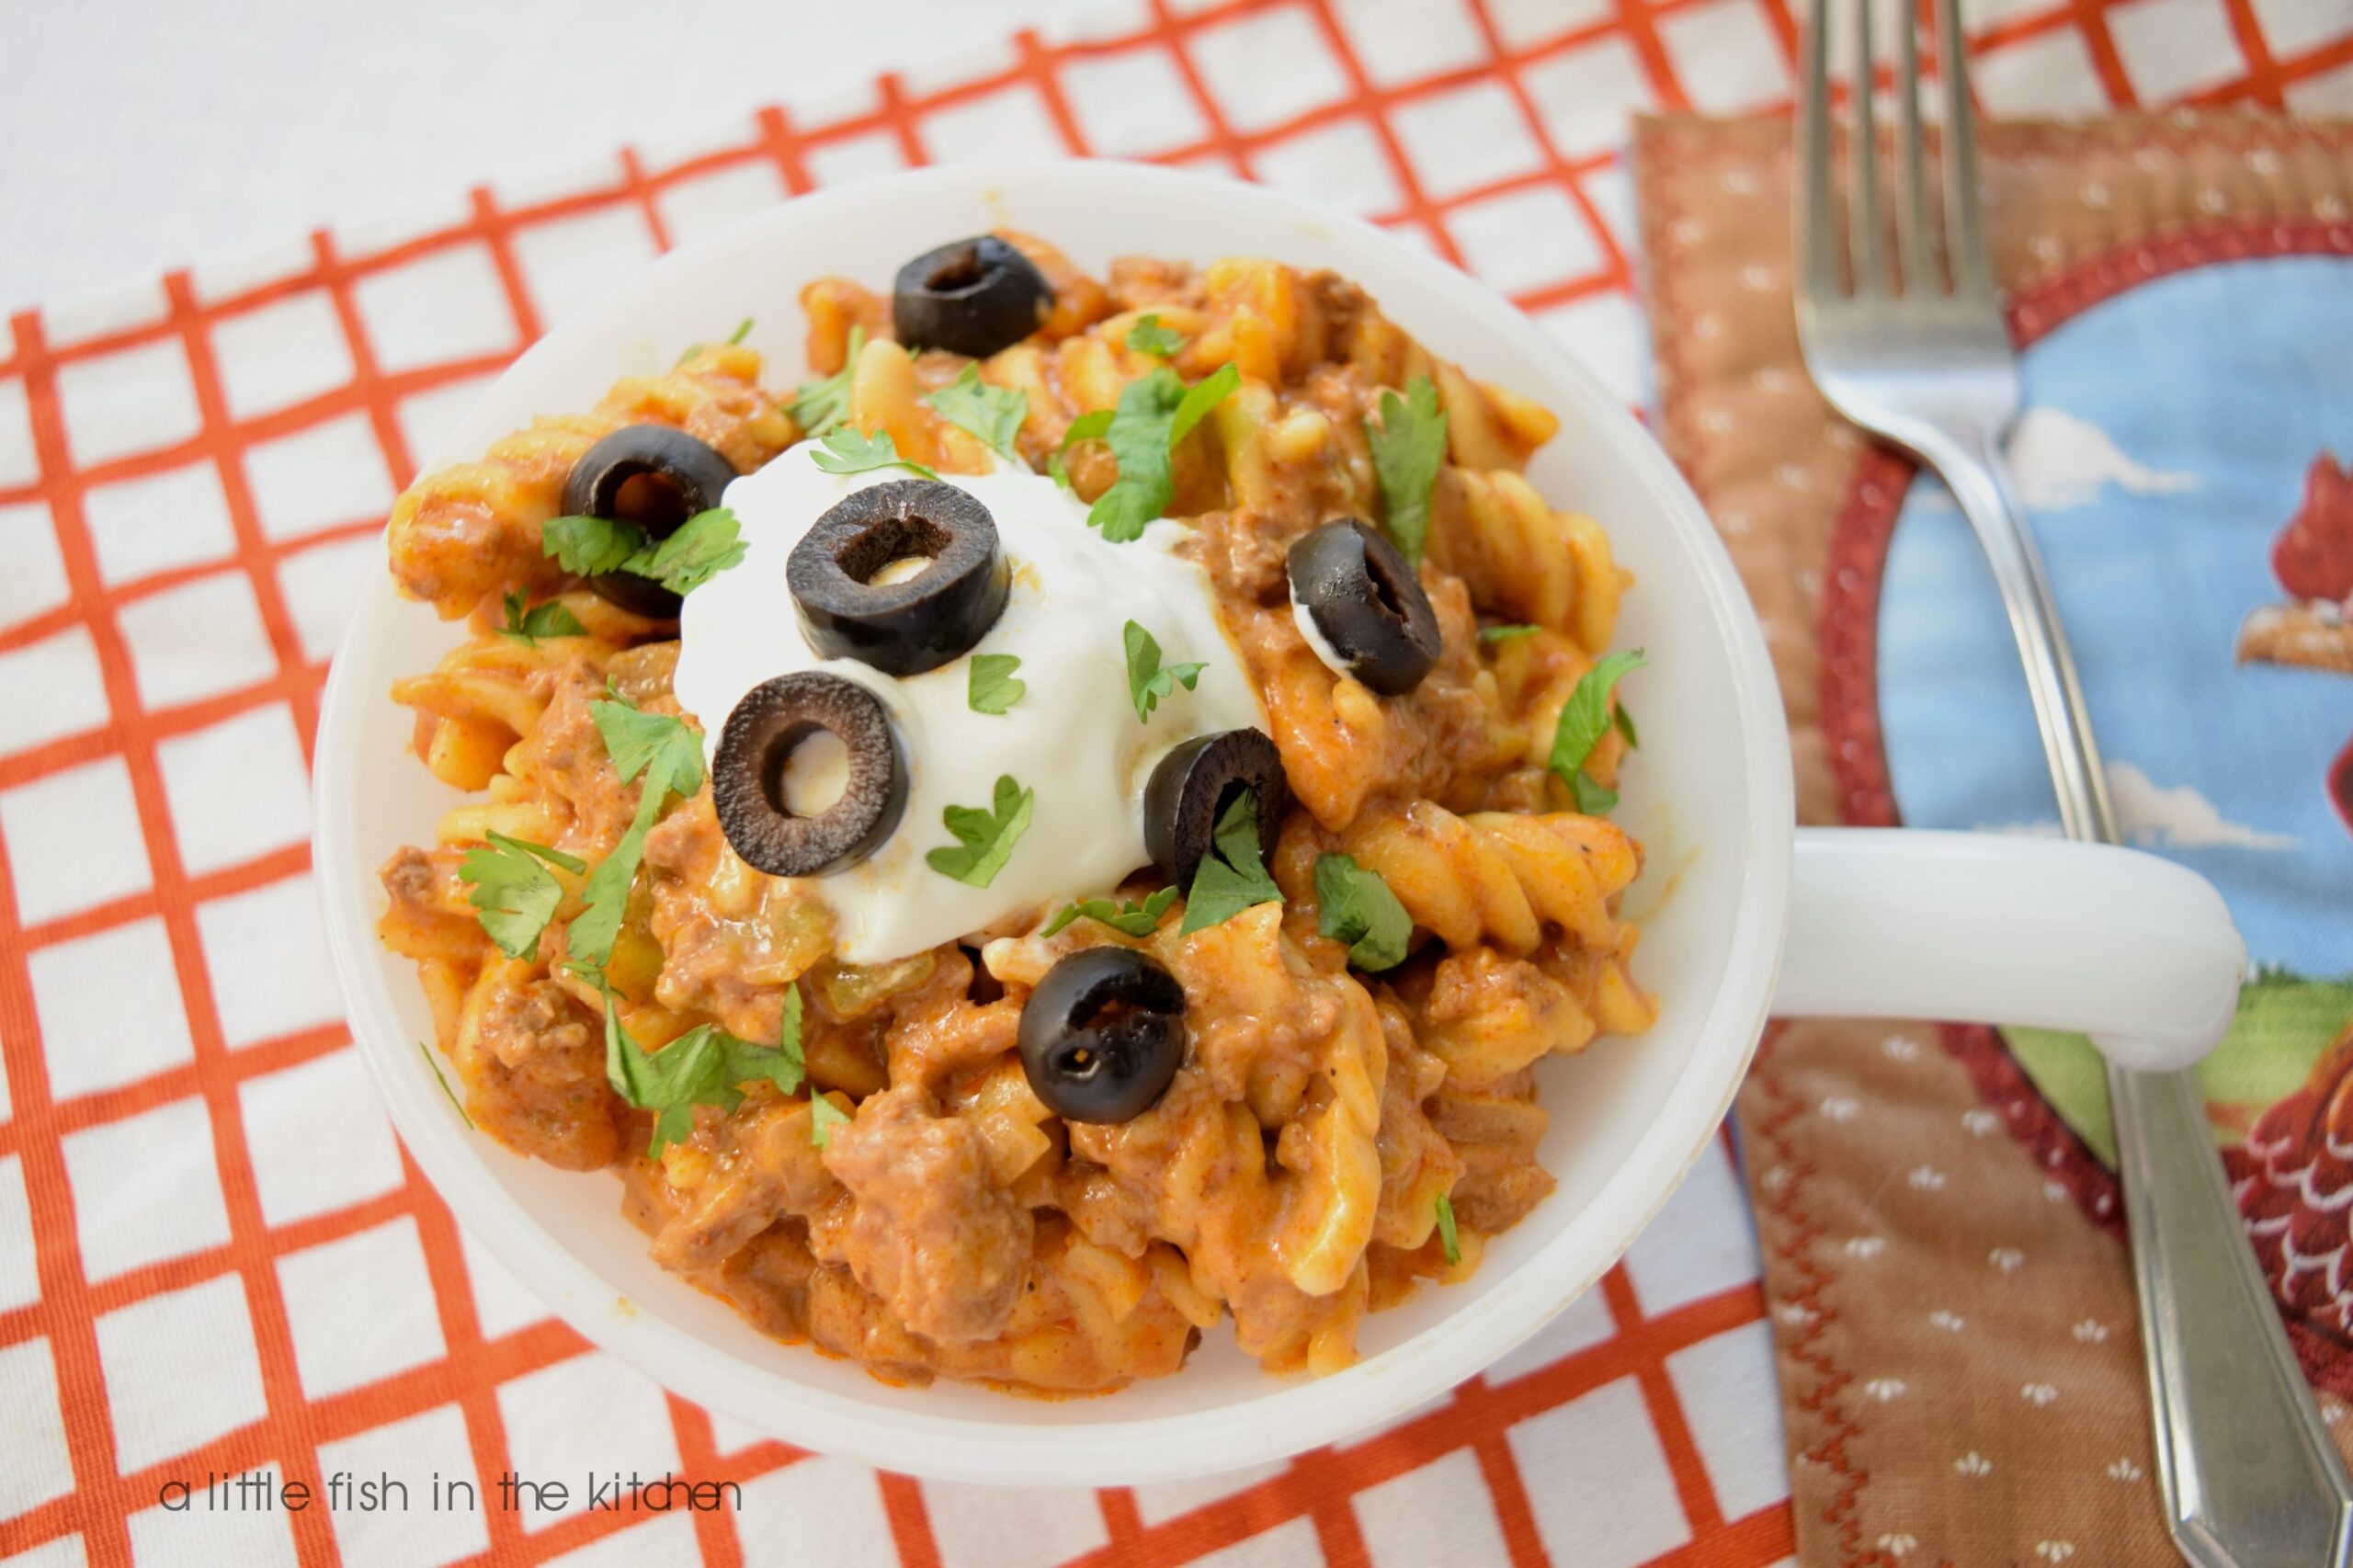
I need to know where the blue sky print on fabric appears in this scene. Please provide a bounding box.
[1875,256,2353,978]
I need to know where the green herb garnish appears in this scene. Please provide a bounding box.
[1313,853,1411,971]
[568,694,705,968]
[592,694,707,794]
[1169,362,1240,447]
[631,507,745,596]
[925,774,1033,888]
[419,1041,475,1129]
[1547,649,1645,816]
[1614,705,1639,749]
[924,363,1029,467]
[1042,885,1179,938]
[543,513,643,578]
[603,982,806,1157]
[458,831,587,960]
[968,653,1025,715]
[497,591,588,646]
[673,317,754,366]
[809,1091,849,1149]
[540,508,744,598]
[1086,363,1241,541]
[1126,314,1186,358]
[1368,375,1448,569]
[1179,790,1283,935]
[1049,408,1115,490]
[1123,620,1204,723]
[1088,369,1184,541]
[1436,1190,1461,1266]
[1478,623,1540,644]
[787,324,864,437]
[810,426,938,481]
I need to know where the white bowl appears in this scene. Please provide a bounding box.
[312,160,2240,1486]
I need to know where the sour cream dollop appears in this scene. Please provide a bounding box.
[674,443,1265,965]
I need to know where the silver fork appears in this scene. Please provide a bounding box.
[1794,3,2353,1562]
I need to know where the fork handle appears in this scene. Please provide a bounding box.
[1933,426,2353,1567]
[1931,437,2120,842]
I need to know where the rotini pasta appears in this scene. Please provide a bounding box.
[375,232,1655,1395]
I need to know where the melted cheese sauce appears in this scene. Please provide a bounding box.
[675,443,1265,964]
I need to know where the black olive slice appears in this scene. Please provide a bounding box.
[892,236,1052,359]
[1285,518,1443,696]
[560,425,740,619]
[788,479,1008,676]
[1017,948,1187,1124]
[712,673,906,878]
[1142,728,1290,891]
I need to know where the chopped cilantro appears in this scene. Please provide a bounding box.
[1086,362,1241,540]
[1126,314,1187,358]
[967,653,1025,715]
[1368,375,1448,569]
[1178,790,1283,935]
[811,426,938,480]
[1049,408,1114,490]
[629,507,745,597]
[568,694,705,969]
[498,591,587,646]
[925,774,1033,888]
[1313,853,1411,971]
[1614,704,1639,749]
[809,1091,850,1149]
[1478,623,1541,644]
[602,981,806,1157]
[592,695,707,798]
[543,513,645,578]
[419,1041,475,1129]
[459,830,586,960]
[568,824,648,970]
[542,507,742,599]
[1169,361,1240,447]
[1436,1190,1461,1266]
[1547,649,1645,816]
[924,363,1029,467]
[1042,885,1179,938]
[787,324,864,437]
[1123,619,1204,723]
[675,319,752,366]
[1087,369,1184,541]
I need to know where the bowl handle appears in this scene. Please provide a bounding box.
[1770,827,2245,1071]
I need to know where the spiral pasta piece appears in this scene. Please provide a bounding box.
[1431,467,1627,653]
[1336,801,1640,955]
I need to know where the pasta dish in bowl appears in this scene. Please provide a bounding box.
[374,226,1658,1394]
[313,160,1824,1484]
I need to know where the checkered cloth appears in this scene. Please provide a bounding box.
[0,0,2343,1564]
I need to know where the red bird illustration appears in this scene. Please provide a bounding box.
[2275,452,2353,604]
[2235,451,2353,835]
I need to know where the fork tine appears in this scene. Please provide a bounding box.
[1933,0,1995,296]
[1798,0,1845,301]
[1848,0,1890,293]
[1894,0,1934,290]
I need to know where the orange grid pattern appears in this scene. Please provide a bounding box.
[0,0,2340,1562]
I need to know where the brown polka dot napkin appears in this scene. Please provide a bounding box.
[1632,108,2353,1565]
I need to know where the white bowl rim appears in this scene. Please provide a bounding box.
[311,158,1794,1486]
